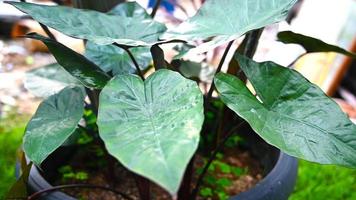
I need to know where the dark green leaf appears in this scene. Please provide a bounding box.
[8,1,166,46]
[5,163,32,200]
[163,0,297,53]
[214,55,356,168]
[26,33,110,89]
[24,63,81,98]
[277,31,356,58]
[85,42,151,76]
[24,86,85,165]
[97,69,204,194]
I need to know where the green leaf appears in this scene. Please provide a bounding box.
[24,63,81,98]
[108,1,150,19]
[216,178,232,187]
[200,187,213,197]
[5,163,32,200]
[85,42,151,76]
[24,86,85,165]
[97,69,204,194]
[163,0,297,53]
[8,1,166,46]
[214,55,356,168]
[26,33,111,89]
[215,161,232,174]
[277,31,356,58]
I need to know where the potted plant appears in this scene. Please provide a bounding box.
[5,0,356,199]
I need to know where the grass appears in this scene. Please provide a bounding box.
[0,109,29,198]
[289,160,356,200]
[0,108,355,199]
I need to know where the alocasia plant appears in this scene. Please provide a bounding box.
[6,0,356,199]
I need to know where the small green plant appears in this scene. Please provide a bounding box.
[58,166,89,181]
[5,0,356,199]
[196,152,248,200]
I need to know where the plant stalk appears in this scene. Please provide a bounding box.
[190,121,245,200]
[85,88,99,115]
[206,40,234,102]
[151,0,163,18]
[288,53,307,68]
[243,28,264,58]
[115,44,145,80]
[27,184,133,200]
[151,44,166,70]
[126,48,145,80]
[238,28,264,77]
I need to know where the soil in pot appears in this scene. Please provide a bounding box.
[37,133,265,200]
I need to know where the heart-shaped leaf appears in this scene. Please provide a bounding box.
[163,0,297,54]
[26,33,111,89]
[24,63,81,98]
[214,55,356,168]
[97,69,204,194]
[8,1,166,46]
[277,31,356,58]
[24,86,85,165]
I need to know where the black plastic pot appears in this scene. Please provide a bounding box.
[17,129,298,200]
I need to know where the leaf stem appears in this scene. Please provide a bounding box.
[287,53,307,68]
[206,40,234,101]
[151,45,166,70]
[190,121,245,200]
[38,23,57,41]
[85,88,99,115]
[115,44,145,80]
[243,28,264,58]
[236,28,263,81]
[27,184,133,200]
[151,0,162,18]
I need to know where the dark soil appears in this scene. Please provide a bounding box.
[45,143,263,200]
